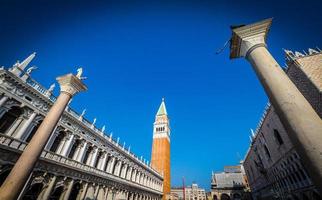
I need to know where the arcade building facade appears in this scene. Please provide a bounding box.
[0,53,164,200]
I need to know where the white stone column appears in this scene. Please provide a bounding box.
[107,189,114,200]
[89,147,99,167]
[76,141,88,162]
[108,157,116,174]
[56,133,68,154]
[0,96,9,107]
[99,152,108,170]
[126,167,132,180]
[84,183,95,199]
[60,133,75,157]
[114,160,122,176]
[122,164,128,178]
[78,182,89,200]
[97,186,106,200]
[13,112,37,139]
[6,116,24,136]
[61,179,74,200]
[229,18,322,193]
[44,127,58,150]
[37,176,57,200]
[131,169,137,182]
[0,73,87,200]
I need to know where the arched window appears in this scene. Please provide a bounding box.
[0,106,23,134]
[274,129,284,145]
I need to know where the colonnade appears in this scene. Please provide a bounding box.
[0,94,163,192]
[17,171,161,200]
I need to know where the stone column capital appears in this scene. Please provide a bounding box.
[56,73,87,96]
[230,18,272,59]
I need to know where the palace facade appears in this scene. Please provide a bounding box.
[243,48,322,200]
[0,53,163,200]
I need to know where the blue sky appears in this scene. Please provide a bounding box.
[1,0,321,190]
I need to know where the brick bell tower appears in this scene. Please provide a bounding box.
[151,98,171,199]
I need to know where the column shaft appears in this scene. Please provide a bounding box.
[0,93,71,200]
[89,148,99,167]
[6,116,23,136]
[61,134,75,156]
[14,112,37,139]
[37,176,57,200]
[61,179,74,200]
[76,142,87,162]
[99,153,108,171]
[247,46,322,191]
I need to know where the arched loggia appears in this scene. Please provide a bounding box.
[0,106,23,134]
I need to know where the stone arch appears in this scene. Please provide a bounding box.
[213,194,218,200]
[0,106,23,134]
[220,193,230,200]
[49,131,67,153]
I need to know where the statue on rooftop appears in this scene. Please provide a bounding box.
[26,66,37,75]
[76,67,87,80]
[48,83,55,93]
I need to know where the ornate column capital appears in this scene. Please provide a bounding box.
[56,74,87,96]
[230,18,272,59]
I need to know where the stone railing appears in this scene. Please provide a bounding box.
[0,134,163,194]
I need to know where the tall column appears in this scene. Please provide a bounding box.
[126,167,132,180]
[114,160,122,176]
[78,182,89,200]
[89,147,99,167]
[61,179,74,200]
[0,73,87,200]
[108,157,116,174]
[84,183,96,199]
[60,133,75,156]
[122,164,128,178]
[107,189,114,200]
[37,176,57,200]
[99,152,108,170]
[97,186,106,200]
[229,18,322,193]
[6,116,24,136]
[76,140,88,162]
[14,112,37,139]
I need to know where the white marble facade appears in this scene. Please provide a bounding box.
[0,55,163,200]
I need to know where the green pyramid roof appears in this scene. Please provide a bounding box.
[156,98,167,116]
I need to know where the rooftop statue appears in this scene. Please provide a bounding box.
[76,67,87,80]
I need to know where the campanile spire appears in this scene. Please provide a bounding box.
[151,98,171,199]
